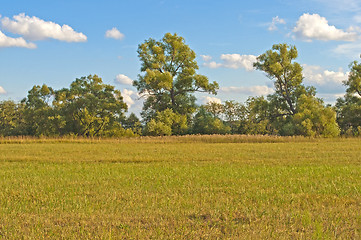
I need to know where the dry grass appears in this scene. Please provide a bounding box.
[0,136,360,239]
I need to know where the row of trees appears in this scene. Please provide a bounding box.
[1,33,360,137]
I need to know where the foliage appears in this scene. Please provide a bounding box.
[0,100,26,136]
[345,60,361,97]
[21,84,61,136]
[294,94,340,137]
[134,33,218,120]
[254,43,305,116]
[254,43,339,137]
[238,97,272,135]
[122,113,142,135]
[336,94,361,136]
[192,106,231,134]
[144,108,188,136]
[54,75,128,137]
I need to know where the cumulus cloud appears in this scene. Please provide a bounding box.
[1,13,87,42]
[200,55,212,62]
[303,64,348,86]
[115,74,133,85]
[202,96,222,104]
[293,13,358,41]
[220,85,274,96]
[0,30,36,48]
[121,89,139,107]
[203,54,257,71]
[0,86,6,94]
[105,27,124,40]
[268,16,286,31]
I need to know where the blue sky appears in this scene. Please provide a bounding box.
[1,0,361,115]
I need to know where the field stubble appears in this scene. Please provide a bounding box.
[0,135,360,239]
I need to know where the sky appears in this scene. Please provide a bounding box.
[1,0,361,115]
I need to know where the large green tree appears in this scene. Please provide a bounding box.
[54,75,128,137]
[345,60,361,97]
[254,43,339,137]
[22,84,60,136]
[0,100,26,136]
[254,43,305,116]
[335,60,361,135]
[134,33,219,120]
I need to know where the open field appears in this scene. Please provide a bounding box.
[0,136,360,239]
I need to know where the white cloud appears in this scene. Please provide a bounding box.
[220,54,257,71]
[105,27,124,40]
[334,42,361,58]
[200,55,212,62]
[203,54,257,71]
[121,89,139,107]
[115,74,133,85]
[220,85,274,96]
[303,64,348,86]
[202,96,221,104]
[293,13,358,41]
[203,61,223,69]
[0,30,36,48]
[268,16,286,31]
[0,86,6,94]
[1,13,87,42]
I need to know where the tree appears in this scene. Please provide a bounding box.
[134,33,219,120]
[144,108,188,136]
[54,75,128,137]
[254,43,339,137]
[294,94,340,137]
[336,95,361,135]
[204,101,223,119]
[22,84,60,136]
[122,113,142,135]
[254,43,305,116]
[335,60,361,135]
[191,106,231,135]
[0,100,26,136]
[238,96,272,135]
[345,60,361,97]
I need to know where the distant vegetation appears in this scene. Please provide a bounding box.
[1,33,361,137]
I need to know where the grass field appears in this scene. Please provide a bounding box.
[0,136,360,239]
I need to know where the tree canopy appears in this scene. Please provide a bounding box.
[133,33,219,120]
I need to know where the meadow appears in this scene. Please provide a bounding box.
[0,136,360,239]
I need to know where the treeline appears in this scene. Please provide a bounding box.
[1,33,361,137]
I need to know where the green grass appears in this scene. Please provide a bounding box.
[0,136,360,239]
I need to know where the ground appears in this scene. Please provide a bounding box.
[0,136,360,239]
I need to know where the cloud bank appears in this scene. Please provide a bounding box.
[0,30,36,48]
[303,64,348,86]
[1,13,87,42]
[220,85,274,96]
[204,54,257,71]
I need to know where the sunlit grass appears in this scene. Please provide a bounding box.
[0,136,360,238]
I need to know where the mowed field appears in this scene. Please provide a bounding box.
[0,136,360,239]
